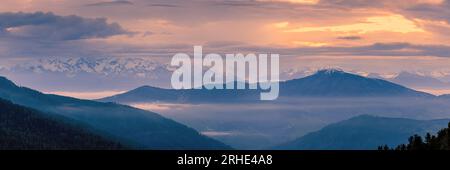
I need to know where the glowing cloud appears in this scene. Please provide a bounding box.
[285,14,425,34]
[416,0,445,4]
[274,22,290,28]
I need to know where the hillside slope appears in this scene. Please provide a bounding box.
[274,115,449,150]
[0,76,230,150]
[0,98,123,150]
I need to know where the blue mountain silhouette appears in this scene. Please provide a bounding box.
[0,76,231,149]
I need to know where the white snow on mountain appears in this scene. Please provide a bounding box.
[12,57,172,79]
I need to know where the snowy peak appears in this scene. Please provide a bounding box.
[315,69,345,75]
[13,57,171,78]
[281,69,432,97]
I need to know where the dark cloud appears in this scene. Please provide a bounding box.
[142,31,154,37]
[0,12,133,59]
[329,43,450,57]
[212,0,261,7]
[84,0,134,7]
[147,3,180,8]
[204,41,247,48]
[337,36,362,40]
[318,0,386,8]
[72,0,364,26]
[318,0,450,24]
[0,36,115,59]
[0,12,130,41]
[404,0,450,23]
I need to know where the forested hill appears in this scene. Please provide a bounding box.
[380,122,450,150]
[0,98,124,150]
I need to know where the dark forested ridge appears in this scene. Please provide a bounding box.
[0,75,231,150]
[274,115,450,150]
[0,98,124,150]
[379,122,450,150]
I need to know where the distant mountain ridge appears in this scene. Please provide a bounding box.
[387,71,450,89]
[12,57,171,78]
[274,115,450,150]
[0,57,174,92]
[0,75,231,150]
[100,69,432,103]
[280,69,431,97]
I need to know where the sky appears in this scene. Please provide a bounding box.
[1,0,450,98]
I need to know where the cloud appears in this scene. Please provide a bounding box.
[318,0,444,8]
[285,14,424,34]
[354,43,450,58]
[236,42,450,58]
[257,0,319,5]
[318,0,387,8]
[0,11,134,59]
[337,36,362,40]
[147,3,180,8]
[316,0,450,24]
[404,0,450,23]
[213,0,261,7]
[84,0,134,7]
[0,12,130,41]
[204,41,247,48]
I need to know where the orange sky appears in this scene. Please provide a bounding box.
[2,0,450,97]
[1,0,449,48]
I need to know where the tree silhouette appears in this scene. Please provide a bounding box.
[379,122,450,150]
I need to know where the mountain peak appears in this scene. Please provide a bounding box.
[396,71,423,78]
[315,69,345,75]
[282,69,432,97]
[132,85,168,92]
[308,69,360,80]
[390,71,448,89]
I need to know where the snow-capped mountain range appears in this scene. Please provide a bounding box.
[2,57,450,95]
[0,57,174,92]
[11,57,173,79]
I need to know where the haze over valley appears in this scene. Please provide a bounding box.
[2,0,450,150]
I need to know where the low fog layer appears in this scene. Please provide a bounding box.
[129,97,450,149]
